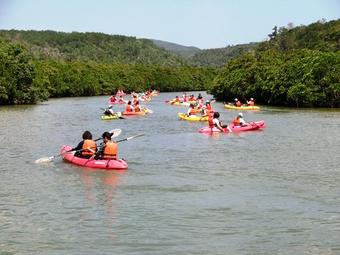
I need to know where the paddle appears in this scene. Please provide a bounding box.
[35,129,122,164]
[115,133,144,143]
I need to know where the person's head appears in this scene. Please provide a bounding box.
[127,101,131,105]
[189,103,194,108]
[213,112,220,118]
[176,96,179,98]
[238,112,243,118]
[135,100,139,105]
[82,131,93,140]
[102,131,112,142]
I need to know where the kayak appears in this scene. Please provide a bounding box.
[122,108,151,115]
[224,104,260,110]
[61,145,128,170]
[168,101,190,106]
[101,114,120,120]
[178,113,208,122]
[198,120,265,133]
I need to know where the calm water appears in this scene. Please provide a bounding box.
[0,92,339,255]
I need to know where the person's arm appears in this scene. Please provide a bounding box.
[72,141,84,151]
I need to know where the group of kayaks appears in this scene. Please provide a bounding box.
[57,93,264,171]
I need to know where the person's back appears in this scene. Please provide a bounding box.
[125,101,134,112]
[73,131,97,158]
[247,98,254,106]
[95,132,118,160]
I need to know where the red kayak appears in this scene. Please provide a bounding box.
[61,145,128,170]
[198,120,265,133]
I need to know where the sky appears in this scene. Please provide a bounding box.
[0,0,339,49]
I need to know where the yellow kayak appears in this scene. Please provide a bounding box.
[178,113,208,122]
[224,104,260,110]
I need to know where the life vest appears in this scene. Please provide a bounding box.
[207,104,213,111]
[82,139,97,156]
[233,117,241,125]
[135,105,142,112]
[125,105,134,112]
[208,112,214,128]
[188,108,196,115]
[235,101,241,107]
[248,101,254,106]
[103,141,117,159]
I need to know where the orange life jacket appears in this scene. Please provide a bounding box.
[103,141,117,159]
[82,139,97,156]
[135,105,142,112]
[189,108,196,115]
[248,101,254,106]
[233,117,241,125]
[125,105,133,112]
[235,101,241,107]
[208,112,214,128]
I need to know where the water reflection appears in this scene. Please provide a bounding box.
[80,169,126,217]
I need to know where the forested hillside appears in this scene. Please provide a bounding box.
[0,30,186,66]
[188,43,258,67]
[209,19,340,107]
[0,31,215,105]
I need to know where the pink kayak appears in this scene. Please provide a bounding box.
[61,145,128,170]
[198,120,265,133]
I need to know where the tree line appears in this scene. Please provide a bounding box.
[209,19,340,107]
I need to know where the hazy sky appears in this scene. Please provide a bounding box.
[0,0,339,49]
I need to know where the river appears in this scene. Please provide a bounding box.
[0,92,339,255]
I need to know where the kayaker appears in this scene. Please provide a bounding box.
[186,103,196,116]
[205,100,214,112]
[73,131,97,158]
[213,112,232,132]
[125,101,134,112]
[134,101,142,112]
[233,112,248,126]
[247,98,255,106]
[109,95,116,103]
[234,98,242,107]
[103,106,115,116]
[93,131,118,160]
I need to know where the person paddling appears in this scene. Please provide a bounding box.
[72,131,97,158]
[125,101,134,112]
[234,98,242,107]
[247,98,255,106]
[93,131,118,160]
[233,112,248,126]
[213,112,232,132]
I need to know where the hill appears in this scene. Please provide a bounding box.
[0,30,186,66]
[188,43,259,67]
[151,39,201,58]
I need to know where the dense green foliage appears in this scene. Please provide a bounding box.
[0,30,215,104]
[210,19,340,107]
[0,30,186,66]
[188,43,258,67]
[33,60,215,98]
[0,39,47,104]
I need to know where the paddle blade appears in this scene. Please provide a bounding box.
[35,156,54,164]
[110,128,122,138]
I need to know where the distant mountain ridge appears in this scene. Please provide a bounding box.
[151,38,258,67]
[151,39,201,58]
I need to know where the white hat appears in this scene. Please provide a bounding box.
[250,98,254,100]
[238,112,243,117]
[234,98,238,101]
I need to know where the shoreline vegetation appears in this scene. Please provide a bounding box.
[0,19,339,107]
